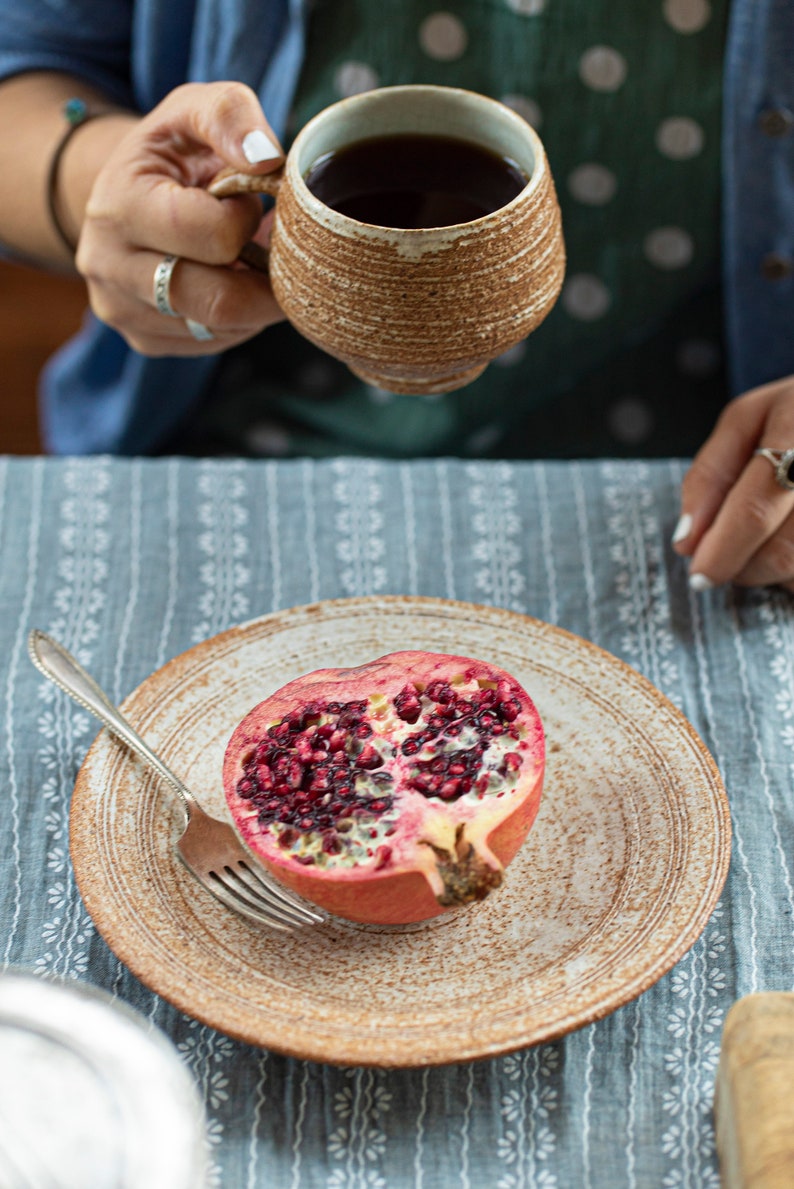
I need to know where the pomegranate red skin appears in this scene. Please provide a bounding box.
[223,651,544,925]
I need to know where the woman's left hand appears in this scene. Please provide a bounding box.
[673,374,794,591]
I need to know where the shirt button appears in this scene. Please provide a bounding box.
[758,107,794,136]
[761,252,793,280]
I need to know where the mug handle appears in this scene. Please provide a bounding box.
[207,165,285,274]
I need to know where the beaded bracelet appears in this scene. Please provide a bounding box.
[45,97,108,255]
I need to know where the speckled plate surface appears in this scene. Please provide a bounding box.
[70,597,731,1068]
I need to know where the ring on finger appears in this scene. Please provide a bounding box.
[185,318,215,342]
[754,447,794,490]
[153,254,180,317]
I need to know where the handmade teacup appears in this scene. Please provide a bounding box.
[210,84,565,395]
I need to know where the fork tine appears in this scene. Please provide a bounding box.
[232,861,326,922]
[204,871,297,931]
[226,862,326,926]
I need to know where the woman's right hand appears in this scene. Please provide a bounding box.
[73,81,286,355]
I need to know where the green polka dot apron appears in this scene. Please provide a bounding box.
[196,0,729,459]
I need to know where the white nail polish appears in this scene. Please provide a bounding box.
[689,572,715,592]
[672,513,692,545]
[242,129,282,164]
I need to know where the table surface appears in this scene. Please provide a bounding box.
[0,454,790,1188]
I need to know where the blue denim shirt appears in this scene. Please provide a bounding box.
[0,0,791,454]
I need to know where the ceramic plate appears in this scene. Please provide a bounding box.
[70,597,731,1067]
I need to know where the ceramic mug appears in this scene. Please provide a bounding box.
[210,84,565,395]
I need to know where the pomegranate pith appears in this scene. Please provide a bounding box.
[223,650,544,924]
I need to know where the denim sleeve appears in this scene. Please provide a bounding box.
[0,0,134,106]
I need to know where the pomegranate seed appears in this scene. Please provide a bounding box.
[498,697,521,722]
[426,680,454,703]
[255,765,274,790]
[329,730,347,753]
[354,721,373,739]
[355,744,383,770]
[439,778,461,800]
[374,845,392,869]
[236,778,256,799]
[287,759,304,788]
[295,736,314,762]
[394,685,422,723]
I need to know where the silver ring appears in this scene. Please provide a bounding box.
[754,447,794,490]
[185,318,214,342]
[153,254,179,317]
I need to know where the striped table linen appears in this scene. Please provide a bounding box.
[1,455,791,1189]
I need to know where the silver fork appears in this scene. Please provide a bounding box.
[28,630,325,933]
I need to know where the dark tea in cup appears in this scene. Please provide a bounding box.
[303,133,528,229]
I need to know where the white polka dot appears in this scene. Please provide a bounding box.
[245,421,292,456]
[676,338,721,376]
[561,274,611,321]
[644,226,694,270]
[656,117,704,159]
[579,46,627,93]
[607,398,654,445]
[500,93,543,128]
[504,0,547,14]
[419,12,468,61]
[367,385,396,405]
[333,61,380,98]
[494,340,528,367]
[567,163,617,205]
[466,423,503,453]
[663,0,711,34]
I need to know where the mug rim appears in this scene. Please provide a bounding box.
[286,83,548,236]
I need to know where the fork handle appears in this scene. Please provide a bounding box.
[28,630,197,818]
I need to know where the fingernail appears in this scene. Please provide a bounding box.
[672,513,692,545]
[689,572,715,592]
[242,129,282,164]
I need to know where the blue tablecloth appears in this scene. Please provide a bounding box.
[1,455,792,1187]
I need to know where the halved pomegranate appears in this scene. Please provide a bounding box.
[223,650,544,924]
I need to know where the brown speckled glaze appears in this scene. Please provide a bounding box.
[70,597,730,1068]
[211,86,565,394]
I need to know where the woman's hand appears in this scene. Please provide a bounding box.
[673,375,794,591]
[74,81,286,355]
